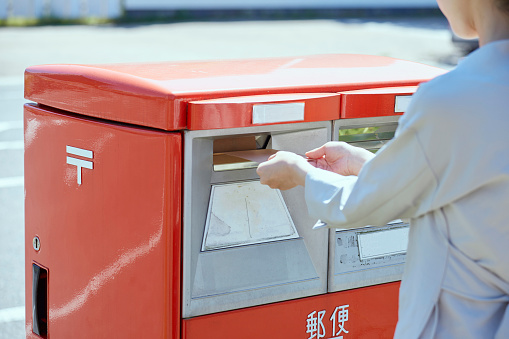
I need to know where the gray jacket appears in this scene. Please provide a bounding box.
[305,39,509,338]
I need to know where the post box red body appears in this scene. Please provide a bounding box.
[24,55,444,339]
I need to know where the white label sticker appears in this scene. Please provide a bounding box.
[357,227,409,260]
[252,102,305,124]
[394,95,413,113]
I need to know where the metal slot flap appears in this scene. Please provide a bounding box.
[202,181,299,251]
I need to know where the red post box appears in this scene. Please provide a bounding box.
[24,55,445,339]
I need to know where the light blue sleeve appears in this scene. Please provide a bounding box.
[304,124,438,229]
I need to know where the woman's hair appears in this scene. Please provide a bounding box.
[496,0,509,13]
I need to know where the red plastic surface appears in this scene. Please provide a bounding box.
[24,55,445,131]
[24,104,182,339]
[339,86,418,119]
[183,282,400,339]
[188,93,340,130]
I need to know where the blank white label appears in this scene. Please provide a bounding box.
[394,95,413,113]
[252,102,305,124]
[357,226,409,260]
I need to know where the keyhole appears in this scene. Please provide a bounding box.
[33,236,41,251]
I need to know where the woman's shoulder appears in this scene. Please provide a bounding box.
[415,65,479,105]
[413,41,509,111]
[400,70,471,128]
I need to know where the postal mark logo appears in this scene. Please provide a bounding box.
[66,146,93,185]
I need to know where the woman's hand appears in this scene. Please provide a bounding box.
[257,151,315,190]
[305,141,375,176]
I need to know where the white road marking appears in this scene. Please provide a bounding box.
[0,141,24,150]
[0,306,25,323]
[0,121,23,133]
[0,176,24,188]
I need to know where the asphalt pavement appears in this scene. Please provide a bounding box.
[0,16,459,338]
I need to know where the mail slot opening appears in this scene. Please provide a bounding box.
[213,134,277,171]
[338,124,398,153]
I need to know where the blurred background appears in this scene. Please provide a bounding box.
[2,0,439,22]
[0,1,475,338]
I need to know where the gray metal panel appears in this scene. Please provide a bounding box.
[328,224,409,292]
[191,238,319,315]
[183,121,331,318]
[328,117,411,292]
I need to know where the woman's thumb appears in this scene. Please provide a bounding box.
[305,145,326,159]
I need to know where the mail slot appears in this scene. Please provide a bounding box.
[24,55,444,338]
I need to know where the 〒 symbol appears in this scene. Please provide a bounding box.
[66,146,93,185]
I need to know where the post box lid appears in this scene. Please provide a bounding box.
[24,54,445,131]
